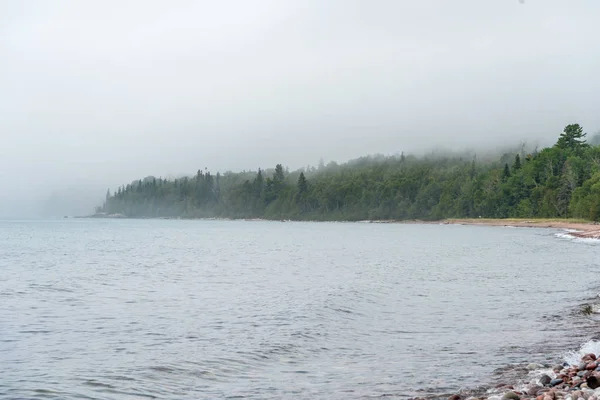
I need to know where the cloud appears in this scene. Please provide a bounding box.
[1,0,600,217]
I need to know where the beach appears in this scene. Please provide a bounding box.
[441,219,600,240]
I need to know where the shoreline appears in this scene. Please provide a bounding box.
[435,345,600,400]
[76,215,600,239]
[78,215,599,235]
[441,219,600,240]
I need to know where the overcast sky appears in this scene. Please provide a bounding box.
[1,0,600,217]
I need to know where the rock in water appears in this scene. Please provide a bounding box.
[447,395,461,400]
[540,375,552,386]
[503,391,520,400]
[549,378,563,386]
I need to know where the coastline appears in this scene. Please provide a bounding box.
[76,215,600,240]
[440,218,600,240]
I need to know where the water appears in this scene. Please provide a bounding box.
[1,220,599,399]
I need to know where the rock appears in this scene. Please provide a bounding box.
[587,363,598,371]
[588,376,600,390]
[447,395,461,400]
[528,386,542,395]
[550,379,564,386]
[503,391,521,400]
[540,375,553,386]
[585,353,597,361]
[580,371,589,377]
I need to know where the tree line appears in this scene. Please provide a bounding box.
[99,124,600,221]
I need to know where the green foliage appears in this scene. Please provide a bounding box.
[513,154,521,172]
[100,124,600,222]
[556,124,588,154]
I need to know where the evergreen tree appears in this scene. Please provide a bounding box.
[97,123,600,222]
[503,163,511,181]
[556,124,588,153]
[513,154,521,172]
[274,164,284,183]
[297,172,308,195]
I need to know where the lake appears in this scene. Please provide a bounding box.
[1,219,599,399]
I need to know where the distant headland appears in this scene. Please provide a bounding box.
[92,124,600,225]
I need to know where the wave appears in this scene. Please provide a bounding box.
[563,340,600,366]
[554,231,600,244]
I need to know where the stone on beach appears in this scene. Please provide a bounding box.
[503,391,521,400]
[527,386,542,395]
[540,375,553,386]
[587,375,600,389]
[443,352,600,400]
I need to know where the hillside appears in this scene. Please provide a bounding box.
[99,124,600,221]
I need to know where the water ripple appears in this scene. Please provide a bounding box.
[1,220,599,399]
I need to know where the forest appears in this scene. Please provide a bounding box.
[99,124,600,221]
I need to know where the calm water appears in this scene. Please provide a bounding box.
[1,220,599,399]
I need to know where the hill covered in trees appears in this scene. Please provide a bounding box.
[99,124,600,221]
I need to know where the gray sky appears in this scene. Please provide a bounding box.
[1,0,600,217]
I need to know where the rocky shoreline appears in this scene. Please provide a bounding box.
[428,351,600,400]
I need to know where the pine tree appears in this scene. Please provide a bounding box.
[556,124,588,153]
[513,154,521,172]
[297,172,308,195]
[503,163,511,180]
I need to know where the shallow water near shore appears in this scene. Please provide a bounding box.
[1,219,599,399]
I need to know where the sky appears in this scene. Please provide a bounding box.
[1,0,600,217]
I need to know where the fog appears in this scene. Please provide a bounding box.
[1,0,600,217]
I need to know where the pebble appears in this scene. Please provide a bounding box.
[589,376,600,390]
[444,352,600,400]
[528,386,542,396]
[540,375,553,386]
[503,392,521,400]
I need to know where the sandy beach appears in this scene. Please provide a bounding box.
[441,219,600,240]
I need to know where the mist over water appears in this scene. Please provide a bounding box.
[1,220,599,399]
